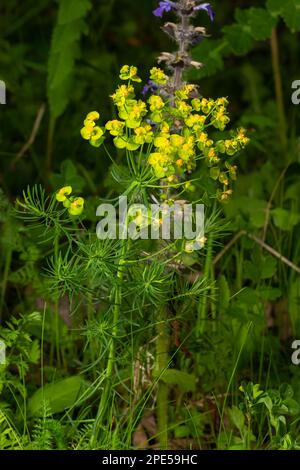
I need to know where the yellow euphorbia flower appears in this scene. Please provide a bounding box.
[160,122,170,134]
[134,123,153,144]
[86,111,100,122]
[175,84,196,100]
[220,189,233,202]
[81,111,102,142]
[90,126,104,142]
[215,97,228,107]
[170,134,184,148]
[111,84,135,106]
[119,65,142,82]
[56,186,72,202]
[237,128,250,146]
[173,100,192,118]
[68,197,85,216]
[81,125,93,140]
[185,114,206,129]
[105,120,125,136]
[154,136,170,148]
[149,152,173,178]
[148,95,165,111]
[207,148,219,163]
[201,98,215,114]
[150,67,168,85]
[118,99,147,128]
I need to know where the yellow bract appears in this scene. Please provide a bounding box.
[68,197,85,216]
[119,65,142,82]
[56,186,72,202]
[154,136,170,148]
[150,67,168,85]
[185,114,206,129]
[134,123,153,144]
[105,120,125,136]
[86,111,100,121]
[148,95,165,111]
[90,126,104,142]
[80,111,105,147]
[175,84,196,100]
[81,126,93,140]
[111,84,135,106]
[170,134,184,148]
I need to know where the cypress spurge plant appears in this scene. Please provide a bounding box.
[15,0,249,450]
[79,0,249,449]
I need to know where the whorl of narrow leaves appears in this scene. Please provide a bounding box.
[47,0,92,119]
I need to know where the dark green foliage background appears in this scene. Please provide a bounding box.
[1,0,300,450]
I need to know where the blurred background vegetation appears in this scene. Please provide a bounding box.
[1,0,300,450]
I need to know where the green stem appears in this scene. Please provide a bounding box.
[0,247,12,321]
[90,240,127,447]
[155,306,170,450]
[50,232,61,366]
[45,117,56,182]
[210,264,216,333]
[271,28,288,156]
[197,234,213,336]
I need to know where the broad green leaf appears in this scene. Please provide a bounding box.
[244,198,268,228]
[51,20,88,52]
[47,0,91,119]
[258,286,281,301]
[247,8,277,40]
[271,208,300,231]
[58,0,92,25]
[280,383,294,400]
[282,0,300,32]
[228,406,245,433]
[222,24,254,55]
[244,255,277,282]
[283,398,300,415]
[51,159,85,191]
[260,256,277,279]
[284,182,300,200]
[266,0,285,16]
[28,376,89,416]
[258,395,273,412]
[268,0,300,32]
[236,287,259,306]
[191,39,229,79]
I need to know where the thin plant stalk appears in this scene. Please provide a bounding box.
[155,306,170,450]
[90,240,127,447]
[197,233,213,335]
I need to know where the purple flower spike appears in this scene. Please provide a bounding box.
[194,3,215,22]
[153,1,173,18]
[142,80,158,97]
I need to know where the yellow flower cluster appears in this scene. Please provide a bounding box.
[56,186,85,216]
[149,132,197,179]
[119,65,141,82]
[80,65,250,200]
